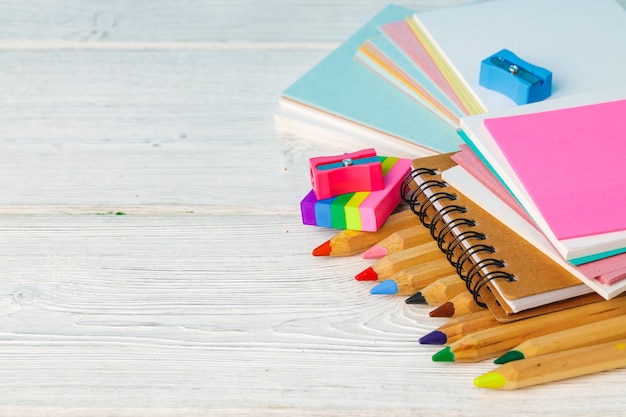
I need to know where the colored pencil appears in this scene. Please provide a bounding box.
[418,309,500,345]
[361,225,432,259]
[354,240,441,281]
[433,297,626,363]
[429,291,483,318]
[312,209,417,256]
[494,314,626,364]
[405,275,465,305]
[369,260,456,295]
[474,339,626,390]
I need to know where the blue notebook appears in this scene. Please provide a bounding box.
[278,5,461,155]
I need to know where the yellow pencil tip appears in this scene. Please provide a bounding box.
[473,371,507,389]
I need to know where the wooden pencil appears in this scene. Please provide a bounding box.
[405,274,465,305]
[429,291,483,318]
[361,225,433,259]
[312,209,418,256]
[433,296,626,363]
[495,314,626,364]
[474,339,626,390]
[354,240,441,281]
[418,309,498,345]
[369,261,456,295]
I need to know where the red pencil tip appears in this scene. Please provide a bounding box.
[355,266,378,281]
[312,240,332,256]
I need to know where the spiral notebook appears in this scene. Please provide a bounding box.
[445,147,626,300]
[402,153,603,322]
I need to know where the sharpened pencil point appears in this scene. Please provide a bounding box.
[405,292,426,304]
[362,244,388,259]
[432,346,455,362]
[419,330,447,345]
[370,280,398,295]
[474,372,506,389]
[429,301,455,318]
[355,266,378,281]
[312,240,331,256]
[494,350,525,364]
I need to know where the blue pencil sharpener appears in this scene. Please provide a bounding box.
[479,49,552,105]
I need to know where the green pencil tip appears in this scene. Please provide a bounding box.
[474,371,506,389]
[494,350,525,364]
[432,346,455,362]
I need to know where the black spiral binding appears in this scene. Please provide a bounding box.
[455,244,496,280]
[445,229,484,266]
[429,205,467,248]
[467,268,516,308]
[403,167,516,309]
[400,167,444,215]
[400,167,438,201]
[417,191,458,229]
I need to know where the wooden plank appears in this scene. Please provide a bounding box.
[0,47,320,209]
[3,214,626,414]
[0,213,439,409]
[0,0,458,43]
[0,0,619,45]
[2,213,626,414]
[0,49,317,143]
[0,47,421,209]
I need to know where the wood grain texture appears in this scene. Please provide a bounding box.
[1,0,626,415]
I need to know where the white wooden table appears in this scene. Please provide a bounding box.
[1,1,626,415]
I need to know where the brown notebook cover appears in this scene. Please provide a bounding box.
[402,153,602,322]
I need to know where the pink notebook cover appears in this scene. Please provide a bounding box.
[483,99,626,240]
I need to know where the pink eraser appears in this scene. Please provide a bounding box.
[309,148,384,200]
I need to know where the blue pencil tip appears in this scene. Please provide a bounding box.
[370,280,398,295]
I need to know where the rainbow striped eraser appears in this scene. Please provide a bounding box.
[300,157,411,231]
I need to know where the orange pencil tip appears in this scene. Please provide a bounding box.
[312,240,332,256]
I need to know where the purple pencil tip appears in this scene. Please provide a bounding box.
[419,330,447,345]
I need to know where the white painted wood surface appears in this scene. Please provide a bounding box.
[1,1,626,415]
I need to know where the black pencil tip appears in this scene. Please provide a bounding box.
[405,292,426,304]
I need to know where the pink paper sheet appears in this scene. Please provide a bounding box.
[483,99,626,240]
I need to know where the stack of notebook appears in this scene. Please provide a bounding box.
[277,0,626,155]
[277,0,626,316]
[274,5,462,157]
